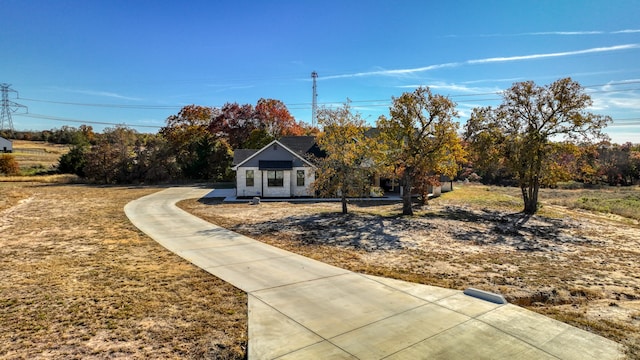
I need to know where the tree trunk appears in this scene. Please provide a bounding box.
[523,192,537,214]
[402,170,413,215]
[417,188,429,207]
[521,181,539,214]
[341,183,348,214]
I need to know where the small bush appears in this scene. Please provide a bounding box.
[576,195,640,221]
[556,181,584,190]
[0,154,20,175]
[370,186,384,197]
[22,164,55,176]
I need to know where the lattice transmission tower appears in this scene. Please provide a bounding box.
[1,83,28,136]
[311,71,318,126]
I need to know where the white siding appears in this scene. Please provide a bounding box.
[0,137,12,153]
[441,181,453,192]
[236,167,263,197]
[291,167,315,196]
[236,166,315,198]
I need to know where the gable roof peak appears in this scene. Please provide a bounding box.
[231,139,316,170]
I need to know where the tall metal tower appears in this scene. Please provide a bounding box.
[311,71,318,126]
[0,84,27,136]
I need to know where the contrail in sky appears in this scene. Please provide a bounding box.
[321,44,640,80]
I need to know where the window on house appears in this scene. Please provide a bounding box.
[245,170,254,187]
[296,170,305,186]
[267,170,283,187]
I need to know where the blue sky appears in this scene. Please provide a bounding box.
[2,0,640,143]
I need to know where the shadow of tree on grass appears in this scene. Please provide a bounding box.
[231,212,436,252]
[430,205,600,252]
[220,203,601,253]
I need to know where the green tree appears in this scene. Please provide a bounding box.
[313,102,375,214]
[597,142,640,185]
[130,135,180,183]
[83,126,138,183]
[161,105,232,180]
[241,128,275,150]
[58,145,88,176]
[465,78,611,214]
[162,105,215,150]
[377,87,464,215]
[180,133,232,180]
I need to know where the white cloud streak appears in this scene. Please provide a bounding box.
[205,84,255,92]
[461,77,526,84]
[525,31,604,36]
[321,63,459,80]
[395,82,502,95]
[467,44,639,64]
[89,91,142,101]
[450,29,640,37]
[612,29,640,34]
[321,44,640,81]
[53,87,142,101]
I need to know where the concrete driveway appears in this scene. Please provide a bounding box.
[125,187,623,359]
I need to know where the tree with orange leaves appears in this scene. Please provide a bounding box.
[377,87,465,215]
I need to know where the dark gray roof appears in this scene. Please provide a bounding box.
[279,136,325,158]
[233,136,324,167]
[232,149,258,165]
[364,128,380,138]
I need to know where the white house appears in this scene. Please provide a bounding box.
[0,137,12,153]
[231,137,320,198]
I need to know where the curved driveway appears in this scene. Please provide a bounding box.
[125,187,622,360]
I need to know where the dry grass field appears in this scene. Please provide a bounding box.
[0,183,247,359]
[180,184,640,358]
[2,179,637,358]
[7,140,69,175]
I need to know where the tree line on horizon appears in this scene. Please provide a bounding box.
[1,78,639,215]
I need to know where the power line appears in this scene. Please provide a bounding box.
[18,97,181,110]
[8,79,640,132]
[14,113,162,129]
[15,80,640,111]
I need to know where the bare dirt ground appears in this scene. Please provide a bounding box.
[0,183,247,359]
[179,184,640,358]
